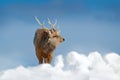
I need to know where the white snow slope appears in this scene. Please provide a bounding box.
[0,51,120,80]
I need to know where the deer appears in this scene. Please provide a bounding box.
[33,16,65,64]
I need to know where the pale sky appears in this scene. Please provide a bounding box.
[0,0,120,70]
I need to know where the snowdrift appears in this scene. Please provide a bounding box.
[0,51,120,80]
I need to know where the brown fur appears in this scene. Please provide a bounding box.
[34,28,64,64]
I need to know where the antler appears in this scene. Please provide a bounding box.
[47,18,57,29]
[34,16,45,28]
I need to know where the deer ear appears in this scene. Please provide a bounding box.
[39,31,49,47]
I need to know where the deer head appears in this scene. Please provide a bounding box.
[34,16,65,49]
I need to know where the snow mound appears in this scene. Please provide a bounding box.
[0,51,120,80]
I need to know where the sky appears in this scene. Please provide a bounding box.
[0,0,120,70]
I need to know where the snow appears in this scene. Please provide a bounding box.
[0,51,120,80]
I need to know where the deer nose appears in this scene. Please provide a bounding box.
[63,38,65,41]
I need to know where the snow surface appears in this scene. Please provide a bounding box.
[0,51,120,80]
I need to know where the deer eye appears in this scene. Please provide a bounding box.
[53,35,58,38]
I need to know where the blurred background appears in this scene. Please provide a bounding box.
[0,0,120,70]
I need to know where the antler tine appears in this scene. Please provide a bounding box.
[34,16,45,28]
[47,18,55,29]
[53,19,57,27]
